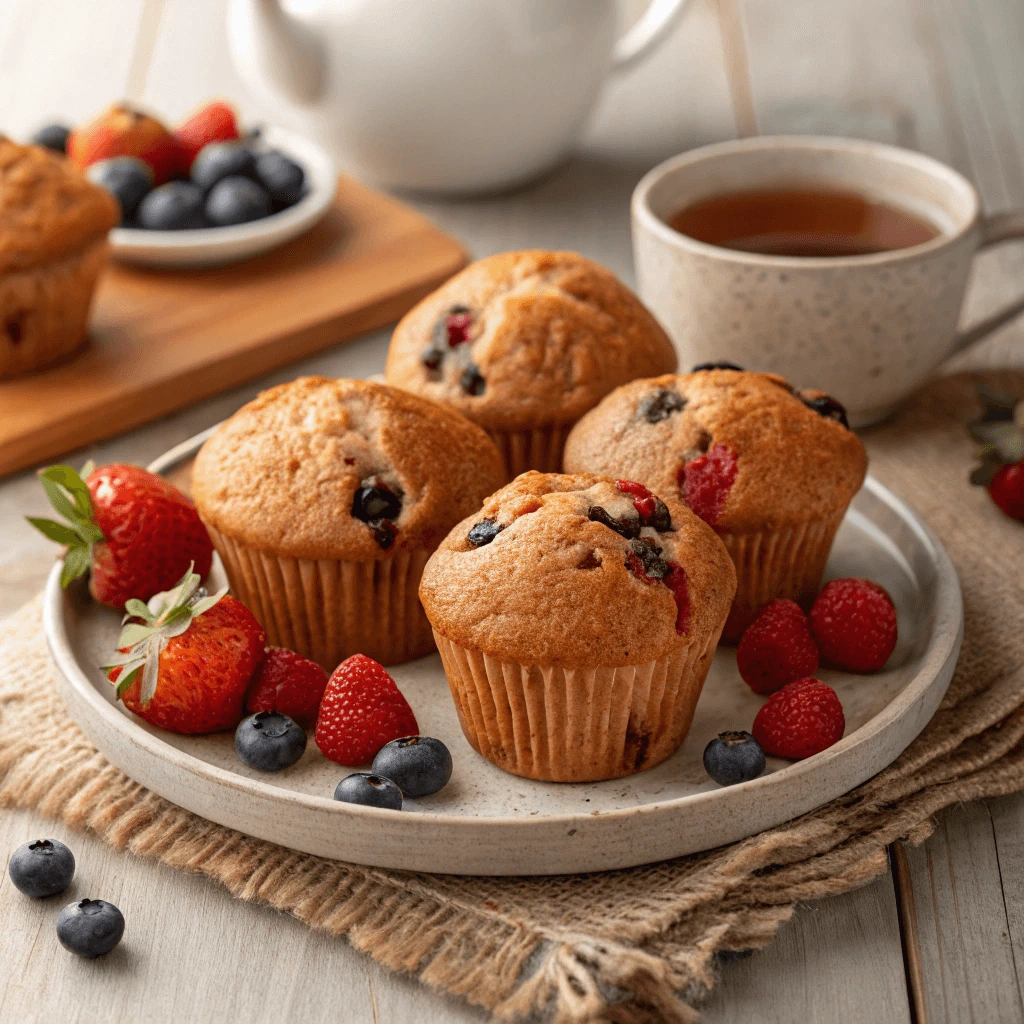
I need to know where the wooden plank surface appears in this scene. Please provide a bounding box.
[1,0,1024,1020]
[700,876,913,1023]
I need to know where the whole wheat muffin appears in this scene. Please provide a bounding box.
[0,138,118,378]
[192,377,506,668]
[420,472,735,782]
[563,367,867,640]
[384,250,677,476]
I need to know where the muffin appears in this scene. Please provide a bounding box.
[0,138,118,379]
[384,250,677,477]
[191,377,506,669]
[563,367,867,641]
[419,472,736,782]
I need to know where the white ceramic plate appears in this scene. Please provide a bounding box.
[43,437,962,876]
[108,127,336,270]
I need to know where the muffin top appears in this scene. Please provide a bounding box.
[384,250,678,432]
[419,472,736,668]
[192,377,507,561]
[0,138,118,274]
[563,368,867,534]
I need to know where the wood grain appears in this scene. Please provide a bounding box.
[897,803,1024,1023]
[0,179,466,478]
[700,875,913,1023]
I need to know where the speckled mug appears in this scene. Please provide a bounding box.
[632,136,1024,426]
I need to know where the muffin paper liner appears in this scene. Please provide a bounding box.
[208,527,434,669]
[0,239,108,379]
[434,627,722,782]
[486,423,575,478]
[719,510,848,642]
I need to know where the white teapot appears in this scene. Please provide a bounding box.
[228,0,690,194]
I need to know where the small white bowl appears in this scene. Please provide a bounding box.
[109,126,336,270]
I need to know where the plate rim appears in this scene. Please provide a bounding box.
[41,433,963,873]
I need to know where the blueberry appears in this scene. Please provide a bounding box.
[352,485,402,522]
[86,157,153,223]
[372,736,452,798]
[32,124,71,154]
[459,363,486,395]
[137,181,206,230]
[366,518,397,549]
[638,388,686,424]
[420,345,444,373]
[648,497,673,533]
[7,839,75,897]
[235,712,307,771]
[56,899,124,958]
[801,392,850,428]
[703,731,766,786]
[627,537,670,579]
[588,504,640,540]
[254,150,306,208]
[467,518,503,547]
[205,176,272,227]
[692,361,744,372]
[334,773,403,810]
[190,141,256,192]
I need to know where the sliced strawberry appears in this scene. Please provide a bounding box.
[246,647,329,729]
[174,101,240,171]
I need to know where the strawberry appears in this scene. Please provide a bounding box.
[104,568,265,734]
[969,387,1024,520]
[315,654,418,766]
[678,443,737,526]
[174,101,240,172]
[245,646,329,729]
[809,578,897,673]
[27,462,214,611]
[752,677,845,760]
[737,599,819,695]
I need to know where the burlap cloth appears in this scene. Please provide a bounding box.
[3,370,1024,1023]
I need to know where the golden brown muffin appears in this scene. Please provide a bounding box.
[384,250,677,476]
[563,368,867,640]
[192,376,506,668]
[0,138,118,378]
[420,472,735,782]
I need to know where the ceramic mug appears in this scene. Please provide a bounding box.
[632,136,1024,427]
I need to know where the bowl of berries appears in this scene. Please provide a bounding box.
[35,101,336,269]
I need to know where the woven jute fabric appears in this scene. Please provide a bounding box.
[3,370,1024,1023]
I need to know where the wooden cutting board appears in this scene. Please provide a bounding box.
[0,176,467,478]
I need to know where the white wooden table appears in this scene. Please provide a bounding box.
[2,0,1024,1020]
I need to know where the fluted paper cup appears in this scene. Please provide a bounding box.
[720,510,847,642]
[486,423,575,478]
[208,526,434,669]
[434,627,722,783]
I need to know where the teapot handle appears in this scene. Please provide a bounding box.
[612,0,692,72]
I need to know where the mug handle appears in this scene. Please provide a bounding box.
[611,0,692,72]
[950,210,1024,355]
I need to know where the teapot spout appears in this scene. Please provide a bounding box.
[228,0,326,106]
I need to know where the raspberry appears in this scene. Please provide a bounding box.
[737,599,819,695]
[615,479,671,531]
[663,564,690,634]
[988,462,1024,520]
[314,654,418,766]
[679,443,737,526]
[245,646,329,729]
[445,311,473,346]
[752,677,845,759]
[809,578,897,672]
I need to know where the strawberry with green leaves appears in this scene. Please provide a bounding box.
[969,388,1024,521]
[28,462,213,610]
[103,567,266,734]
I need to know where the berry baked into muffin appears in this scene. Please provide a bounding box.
[563,367,867,641]
[0,137,118,378]
[419,472,735,782]
[384,250,677,477]
[191,377,506,669]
